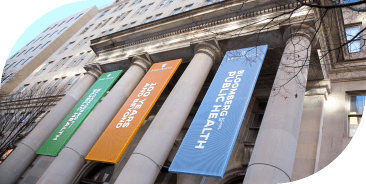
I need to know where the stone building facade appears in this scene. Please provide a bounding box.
[0,0,365,184]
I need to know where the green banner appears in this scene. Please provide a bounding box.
[37,70,123,156]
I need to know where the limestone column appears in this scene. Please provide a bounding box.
[114,41,223,184]
[0,64,103,184]
[36,55,152,184]
[243,25,317,184]
[291,80,330,181]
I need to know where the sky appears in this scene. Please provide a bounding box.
[7,0,113,58]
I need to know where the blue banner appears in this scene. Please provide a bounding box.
[169,45,268,178]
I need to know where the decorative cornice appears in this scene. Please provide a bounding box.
[96,0,314,54]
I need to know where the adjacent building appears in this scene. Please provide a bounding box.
[0,0,365,184]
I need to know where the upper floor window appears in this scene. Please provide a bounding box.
[50,24,58,30]
[80,24,94,34]
[50,56,72,71]
[1,73,12,83]
[171,8,181,15]
[36,61,53,75]
[59,41,75,54]
[32,44,42,52]
[24,47,33,55]
[158,0,167,8]
[49,30,58,38]
[153,13,162,21]
[58,21,66,27]
[99,10,110,19]
[41,41,51,49]
[10,52,18,59]
[75,13,83,20]
[63,74,81,92]
[17,50,26,57]
[66,17,74,23]
[58,27,68,34]
[131,0,142,6]
[43,27,50,33]
[143,17,152,24]
[26,40,34,46]
[119,24,128,31]
[34,37,42,43]
[88,54,98,63]
[128,22,136,29]
[343,0,361,3]
[135,6,146,16]
[204,0,214,6]
[22,56,33,65]
[167,0,174,5]
[17,84,29,94]
[346,25,362,53]
[349,95,365,137]
[183,4,193,12]
[14,59,24,68]
[143,3,154,13]
[41,34,50,40]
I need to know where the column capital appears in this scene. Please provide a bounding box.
[131,54,153,73]
[194,40,223,64]
[84,63,104,80]
[283,24,318,47]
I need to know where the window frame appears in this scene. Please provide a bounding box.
[345,24,363,53]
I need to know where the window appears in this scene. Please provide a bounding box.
[41,41,51,49]
[101,18,113,27]
[114,2,128,12]
[14,59,24,67]
[41,34,50,40]
[128,22,136,28]
[105,29,114,36]
[74,37,88,50]
[29,81,46,95]
[58,21,66,27]
[95,20,105,30]
[349,95,365,137]
[204,0,214,6]
[153,13,162,21]
[135,6,146,16]
[50,24,58,30]
[10,52,18,59]
[59,42,75,54]
[63,74,81,92]
[218,0,224,2]
[143,17,152,24]
[167,0,174,5]
[47,78,66,94]
[113,14,123,23]
[32,44,42,52]
[24,47,33,55]
[99,10,110,19]
[119,24,128,31]
[34,37,42,43]
[98,31,107,38]
[51,56,72,71]
[58,27,68,34]
[159,0,167,7]
[17,84,29,94]
[22,56,33,65]
[43,27,50,33]
[66,17,74,23]
[183,4,193,12]
[131,0,141,6]
[26,40,34,46]
[80,24,93,34]
[171,8,181,15]
[2,73,12,83]
[49,30,58,37]
[75,13,83,20]
[17,50,26,57]
[346,26,362,53]
[143,3,154,13]
[343,0,360,4]
[4,64,8,69]
[36,61,53,75]
[6,62,16,69]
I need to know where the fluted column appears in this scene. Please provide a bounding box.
[243,25,317,184]
[0,64,103,184]
[36,55,152,184]
[114,41,223,184]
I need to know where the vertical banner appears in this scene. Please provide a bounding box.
[169,45,268,178]
[37,70,123,156]
[85,59,182,164]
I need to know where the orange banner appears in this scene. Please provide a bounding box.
[85,59,182,164]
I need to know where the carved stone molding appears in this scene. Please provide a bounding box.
[83,63,104,80]
[194,40,223,64]
[131,55,153,73]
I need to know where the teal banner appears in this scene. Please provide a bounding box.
[37,70,123,156]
